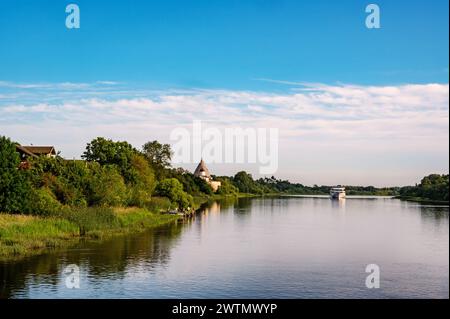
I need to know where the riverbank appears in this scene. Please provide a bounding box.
[8,192,447,261]
[0,207,180,261]
[0,193,256,261]
[2,195,448,299]
[395,196,449,206]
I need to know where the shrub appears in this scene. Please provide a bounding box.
[155,178,194,210]
[127,154,156,207]
[216,178,239,195]
[128,185,150,207]
[25,188,63,216]
[0,136,32,213]
[145,196,172,212]
[28,157,89,206]
[232,171,264,194]
[87,165,128,206]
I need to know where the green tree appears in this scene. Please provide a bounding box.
[127,154,156,206]
[167,168,213,195]
[87,165,128,206]
[232,171,264,194]
[82,137,137,182]
[142,140,172,169]
[155,178,193,210]
[0,136,31,213]
[28,157,88,206]
[27,187,63,216]
[216,178,239,195]
[399,174,449,201]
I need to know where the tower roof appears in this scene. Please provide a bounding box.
[194,159,211,178]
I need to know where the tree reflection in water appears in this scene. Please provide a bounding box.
[2,197,446,299]
[0,198,241,299]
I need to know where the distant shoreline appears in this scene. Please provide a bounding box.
[280,194,394,199]
[394,196,449,206]
[282,194,449,205]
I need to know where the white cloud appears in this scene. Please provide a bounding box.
[0,80,119,90]
[0,82,448,185]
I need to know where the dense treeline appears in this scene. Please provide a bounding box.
[1,136,202,215]
[398,174,449,202]
[217,174,399,196]
[1,135,448,216]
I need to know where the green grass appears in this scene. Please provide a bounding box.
[0,207,179,261]
[116,207,181,230]
[0,193,258,261]
[0,214,79,258]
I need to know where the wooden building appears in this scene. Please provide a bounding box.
[15,145,57,169]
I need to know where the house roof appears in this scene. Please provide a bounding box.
[16,145,37,157]
[18,146,56,155]
[194,159,211,178]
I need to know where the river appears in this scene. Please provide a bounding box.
[0,196,448,298]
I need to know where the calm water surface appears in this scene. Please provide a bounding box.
[0,197,448,298]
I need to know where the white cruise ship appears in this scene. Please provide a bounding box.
[330,187,346,200]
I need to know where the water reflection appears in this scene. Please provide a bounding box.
[0,198,240,299]
[0,196,448,299]
[0,221,186,298]
[420,205,449,221]
[331,198,346,210]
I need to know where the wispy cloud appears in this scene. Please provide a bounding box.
[0,82,448,185]
[253,78,307,86]
[0,80,120,90]
[95,81,120,85]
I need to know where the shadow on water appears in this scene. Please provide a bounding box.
[0,198,244,299]
[0,197,247,298]
[419,205,449,228]
[232,197,252,213]
[0,220,187,298]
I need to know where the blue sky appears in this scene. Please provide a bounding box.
[0,0,448,88]
[0,0,449,186]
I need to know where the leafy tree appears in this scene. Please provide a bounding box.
[399,174,449,201]
[82,137,138,182]
[0,136,31,213]
[167,168,213,195]
[142,140,173,169]
[155,178,193,210]
[27,187,63,216]
[155,178,184,200]
[127,154,156,206]
[232,171,264,194]
[195,176,213,195]
[87,165,128,206]
[29,157,88,206]
[216,178,239,195]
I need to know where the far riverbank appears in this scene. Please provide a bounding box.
[394,196,449,206]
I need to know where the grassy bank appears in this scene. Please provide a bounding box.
[0,207,179,261]
[0,193,260,261]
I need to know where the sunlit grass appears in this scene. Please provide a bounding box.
[0,214,79,258]
[0,207,179,260]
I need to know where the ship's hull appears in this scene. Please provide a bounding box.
[330,192,346,200]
